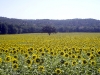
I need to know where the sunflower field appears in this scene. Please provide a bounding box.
[0,33,100,75]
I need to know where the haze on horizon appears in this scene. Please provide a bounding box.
[0,0,100,20]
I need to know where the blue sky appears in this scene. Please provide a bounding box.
[0,0,100,19]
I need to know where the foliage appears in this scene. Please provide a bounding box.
[42,26,56,35]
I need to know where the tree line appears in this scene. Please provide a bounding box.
[0,17,100,34]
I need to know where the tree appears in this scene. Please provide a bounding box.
[0,23,8,34]
[42,26,56,35]
[8,25,18,34]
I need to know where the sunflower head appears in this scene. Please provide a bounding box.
[82,59,88,65]
[12,63,18,70]
[35,57,41,64]
[5,56,12,62]
[24,53,29,59]
[60,51,65,56]
[13,55,18,59]
[90,55,95,60]
[38,48,43,52]
[77,55,81,59]
[41,52,45,56]
[55,68,62,74]
[12,50,17,54]
[68,52,72,56]
[32,54,38,60]
[90,60,96,66]
[50,51,54,56]
[64,61,69,66]
[64,53,69,58]
[72,60,77,66]
[71,54,76,59]
[26,59,32,66]
[86,52,91,56]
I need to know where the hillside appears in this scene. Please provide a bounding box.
[0,17,100,34]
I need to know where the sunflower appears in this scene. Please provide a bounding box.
[5,50,9,55]
[64,61,69,66]
[77,55,81,59]
[82,59,88,65]
[50,51,54,56]
[32,54,38,60]
[68,52,72,56]
[12,50,17,54]
[71,54,76,59]
[5,55,12,62]
[64,53,69,58]
[38,66,45,72]
[13,55,18,59]
[12,63,18,70]
[90,55,95,60]
[72,60,77,66]
[60,51,65,56]
[86,52,91,56]
[26,59,32,66]
[38,48,43,53]
[35,57,41,64]
[90,60,96,66]
[41,52,45,56]
[55,68,62,74]
[24,53,29,59]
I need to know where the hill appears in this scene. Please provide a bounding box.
[0,17,100,34]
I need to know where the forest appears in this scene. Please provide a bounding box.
[0,17,100,34]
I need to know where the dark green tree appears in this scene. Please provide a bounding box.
[42,26,56,35]
[0,23,8,34]
[8,25,18,34]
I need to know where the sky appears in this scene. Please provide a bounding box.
[0,0,100,20]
